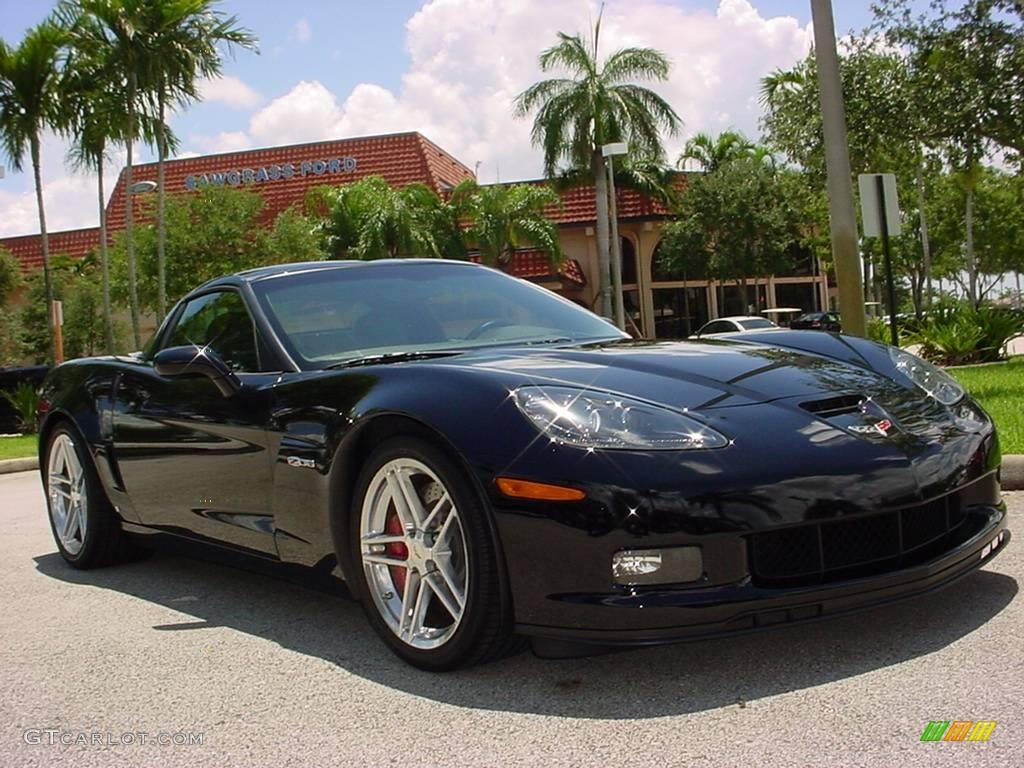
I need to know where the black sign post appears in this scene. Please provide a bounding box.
[876,174,899,347]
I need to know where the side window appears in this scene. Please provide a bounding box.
[703,321,727,335]
[164,291,260,372]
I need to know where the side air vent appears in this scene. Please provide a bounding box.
[800,394,864,418]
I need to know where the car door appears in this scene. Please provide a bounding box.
[111,289,280,555]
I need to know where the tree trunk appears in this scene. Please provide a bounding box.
[916,159,932,309]
[810,0,865,336]
[964,181,978,308]
[31,136,56,364]
[156,92,168,319]
[97,153,114,352]
[592,151,612,319]
[125,77,142,349]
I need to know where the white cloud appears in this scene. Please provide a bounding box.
[293,18,312,43]
[0,132,128,237]
[188,130,254,154]
[248,80,345,145]
[221,0,812,183]
[197,74,263,109]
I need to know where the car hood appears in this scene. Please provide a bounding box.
[453,339,905,412]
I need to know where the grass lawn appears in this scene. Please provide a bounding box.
[0,434,38,461]
[950,357,1024,455]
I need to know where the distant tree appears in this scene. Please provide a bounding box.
[678,130,764,172]
[307,177,461,261]
[263,207,326,264]
[450,181,563,268]
[110,185,265,311]
[514,13,680,317]
[872,0,1024,305]
[0,22,68,363]
[668,157,802,311]
[0,246,23,305]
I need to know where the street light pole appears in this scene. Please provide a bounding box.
[603,142,628,331]
[810,0,866,337]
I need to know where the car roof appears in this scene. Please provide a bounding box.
[195,258,484,291]
[706,316,771,324]
[239,258,479,282]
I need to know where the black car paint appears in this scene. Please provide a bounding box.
[37,261,1006,646]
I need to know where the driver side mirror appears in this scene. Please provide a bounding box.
[153,345,242,398]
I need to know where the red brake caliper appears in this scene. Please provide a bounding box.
[385,512,409,594]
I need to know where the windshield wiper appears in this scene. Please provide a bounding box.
[521,336,574,345]
[325,350,463,370]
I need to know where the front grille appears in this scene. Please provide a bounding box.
[749,492,973,587]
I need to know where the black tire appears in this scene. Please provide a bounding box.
[43,424,144,569]
[347,436,518,670]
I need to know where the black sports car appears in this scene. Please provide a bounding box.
[37,260,1009,670]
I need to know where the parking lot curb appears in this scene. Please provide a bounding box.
[1003,455,1024,492]
[0,457,37,475]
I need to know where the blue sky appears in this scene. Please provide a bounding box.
[0,1,896,236]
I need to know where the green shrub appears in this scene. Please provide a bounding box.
[1,381,39,434]
[908,304,1024,365]
[867,318,891,344]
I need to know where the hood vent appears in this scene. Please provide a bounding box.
[800,393,864,418]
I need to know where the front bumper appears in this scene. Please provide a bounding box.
[515,505,1008,646]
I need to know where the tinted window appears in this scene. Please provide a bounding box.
[738,318,775,330]
[252,263,624,367]
[699,321,732,335]
[165,291,260,372]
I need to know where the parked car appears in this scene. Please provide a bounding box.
[690,316,778,339]
[790,311,842,332]
[37,260,1008,670]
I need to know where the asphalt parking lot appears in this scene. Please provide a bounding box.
[0,470,1019,768]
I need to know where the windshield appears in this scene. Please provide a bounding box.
[739,318,776,330]
[252,261,626,368]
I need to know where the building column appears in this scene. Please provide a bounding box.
[637,223,659,338]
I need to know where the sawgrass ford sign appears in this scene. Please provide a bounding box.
[183,156,358,190]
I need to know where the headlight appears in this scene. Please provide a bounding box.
[888,348,965,405]
[512,386,729,450]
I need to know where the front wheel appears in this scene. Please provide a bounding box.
[349,437,516,670]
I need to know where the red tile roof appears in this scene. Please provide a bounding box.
[104,131,476,233]
[546,184,672,225]
[1,131,682,275]
[471,250,587,287]
[2,228,100,273]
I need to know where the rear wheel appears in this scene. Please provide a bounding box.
[44,425,140,568]
[349,437,516,670]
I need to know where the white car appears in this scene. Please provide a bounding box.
[690,316,778,339]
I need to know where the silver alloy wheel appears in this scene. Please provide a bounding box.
[360,458,469,650]
[47,433,88,556]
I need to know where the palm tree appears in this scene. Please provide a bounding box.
[678,131,756,172]
[451,181,564,268]
[145,1,256,319]
[0,22,68,363]
[59,0,154,348]
[62,34,125,353]
[514,15,680,318]
[307,176,461,260]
